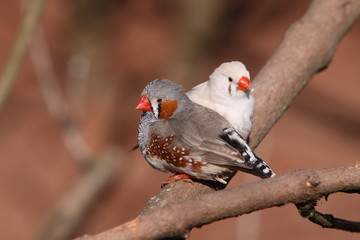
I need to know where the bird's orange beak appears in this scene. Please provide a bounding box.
[237,76,251,91]
[136,95,152,111]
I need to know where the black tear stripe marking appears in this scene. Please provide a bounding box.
[157,102,161,118]
[228,84,231,95]
[219,128,276,179]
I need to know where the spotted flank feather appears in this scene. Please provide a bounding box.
[219,128,276,178]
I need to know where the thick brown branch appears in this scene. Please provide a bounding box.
[251,0,360,147]
[76,167,360,240]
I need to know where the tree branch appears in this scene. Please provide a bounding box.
[251,0,360,147]
[76,167,360,240]
[0,0,47,113]
[34,150,122,240]
[75,0,360,238]
[30,27,94,170]
[296,199,360,232]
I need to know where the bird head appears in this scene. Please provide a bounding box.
[208,61,251,98]
[136,79,187,119]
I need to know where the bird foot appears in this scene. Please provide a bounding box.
[161,174,194,188]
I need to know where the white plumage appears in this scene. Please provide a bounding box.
[187,61,255,141]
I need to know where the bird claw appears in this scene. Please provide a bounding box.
[161,174,194,188]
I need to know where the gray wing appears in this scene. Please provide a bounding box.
[169,118,276,178]
[149,115,252,170]
[147,101,275,178]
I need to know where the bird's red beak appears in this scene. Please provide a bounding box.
[237,76,251,91]
[136,95,152,111]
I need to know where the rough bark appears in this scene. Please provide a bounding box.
[251,0,360,147]
[76,167,360,240]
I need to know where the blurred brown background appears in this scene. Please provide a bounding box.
[0,0,359,240]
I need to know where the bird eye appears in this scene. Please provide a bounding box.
[228,77,233,82]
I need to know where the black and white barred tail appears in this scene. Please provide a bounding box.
[243,152,276,179]
[220,128,276,179]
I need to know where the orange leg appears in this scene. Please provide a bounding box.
[161,174,194,187]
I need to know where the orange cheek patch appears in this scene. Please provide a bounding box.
[159,100,178,119]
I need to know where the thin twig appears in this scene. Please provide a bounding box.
[34,149,122,240]
[0,0,47,112]
[296,199,360,232]
[30,27,93,169]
